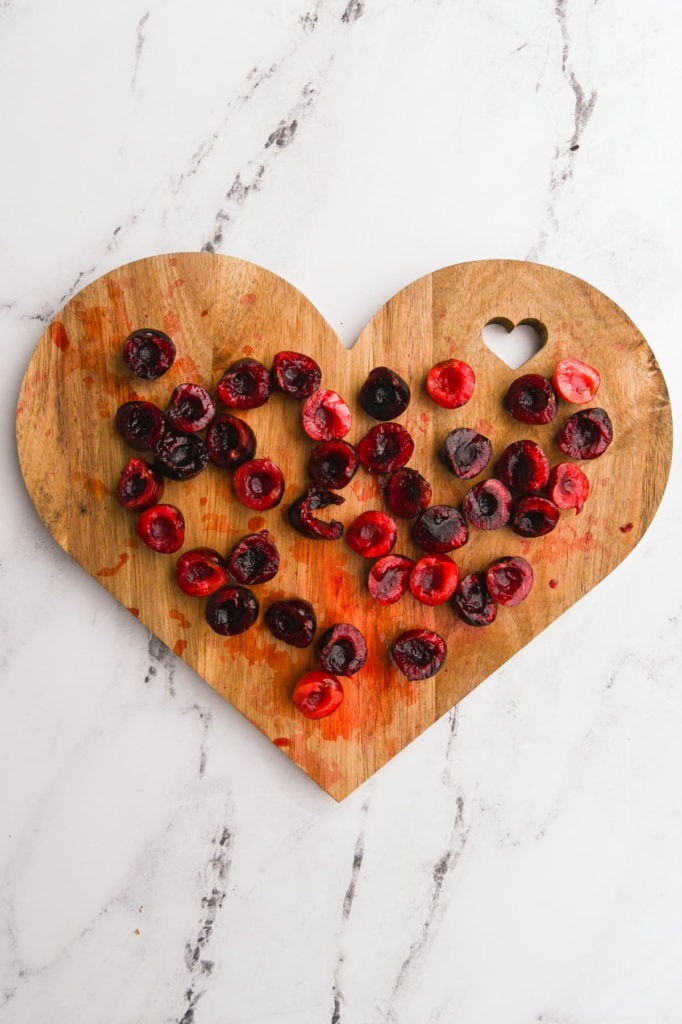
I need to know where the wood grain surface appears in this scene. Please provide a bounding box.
[16,254,672,799]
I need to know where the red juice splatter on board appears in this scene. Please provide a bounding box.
[240,293,257,306]
[50,322,70,352]
[169,609,191,629]
[97,552,130,577]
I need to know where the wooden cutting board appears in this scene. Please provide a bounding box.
[16,254,672,799]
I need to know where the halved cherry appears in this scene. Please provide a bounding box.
[292,670,344,719]
[557,408,613,460]
[116,457,164,510]
[485,556,534,607]
[357,423,415,475]
[426,359,475,409]
[384,468,432,519]
[409,554,459,606]
[307,440,359,489]
[510,496,560,537]
[206,413,257,468]
[547,462,590,513]
[504,374,557,425]
[227,530,280,584]
[496,440,549,493]
[167,383,215,433]
[553,358,601,404]
[217,358,272,410]
[346,511,397,558]
[367,554,414,605]
[175,548,229,597]
[136,504,185,554]
[123,328,175,380]
[115,400,166,452]
[302,389,352,441]
[317,623,367,677]
[272,351,322,398]
[233,458,284,510]
[452,571,497,626]
[205,585,259,636]
[391,629,447,680]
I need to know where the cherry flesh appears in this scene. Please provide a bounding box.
[265,598,317,648]
[307,440,359,490]
[442,428,492,480]
[426,359,475,409]
[547,462,590,514]
[462,479,512,530]
[205,585,259,636]
[292,671,344,719]
[206,414,257,468]
[227,530,280,585]
[115,401,166,452]
[409,554,459,606]
[453,571,497,626]
[116,458,164,510]
[317,623,367,677]
[367,554,414,605]
[496,440,550,493]
[153,430,209,480]
[384,468,432,519]
[391,629,447,680]
[412,505,468,553]
[217,358,272,410]
[510,496,560,537]
[358,422,415,475]
[233,458,284,510]
[175,548,229,597]
[346,511,397,558]
[288,486,344,540]
[136,504,185,553]
[485,556,534,607]
[167,383,215,433]
[302,389,352,441]
[557,408,613,460]
[123,328,175,380]
[359,366,411,420]
[272,351,322,398]
[504,374,557,425]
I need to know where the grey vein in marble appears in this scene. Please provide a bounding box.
[330,798,370,1023]
[144,634,176,697]
[387,795,470,1017]
[131,11,149,97]
[528,0,597,259]
[178,826,233,1024]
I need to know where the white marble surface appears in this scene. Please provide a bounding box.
[2,1,682,1021]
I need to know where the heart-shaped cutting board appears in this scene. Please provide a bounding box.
[16,254,672,799]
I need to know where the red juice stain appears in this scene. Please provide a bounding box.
[82,375,95,387]
[549,578,559,589]
[105,279,132,333]
[243,344,254,356]
[273,737,291,748]
[173,639,188,655]
[169,609,191,629]
[127,607,140,617]
[163,310,181,335]
[97,552,130,577]
[202,512,231,533]
[50,321,70,352]
[200,309,209,318]
[620,522,634,534]
[240,293,257,306]
[248,515,266,531]
[199,496,208,507]
[476,418,495,436]
[436,307,447,320]
[79,476,108,501]
[169,257,178,267]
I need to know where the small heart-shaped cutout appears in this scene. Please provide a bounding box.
[16,256,672,799]
[482,317,547,369]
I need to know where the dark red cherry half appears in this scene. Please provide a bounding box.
[452,571,497,626]
[216,358,272,410]
[384,468,432,519]
[123,328,175,380]
[293,671,344,719]
[391,629,447,681]
[116,458,164,510]
[272,351,322,398]
[265,599,317,648]
[359,366,411,421]
[307,440,359,490]
[206,413,257,468]
[167,383,215,433]
[412,505,468,553]
[175,548,229,597]
[504,374,557,425]
[317,623,367,677]
[153,429,209,480]
[206,585,259,636]
[357,423,415,475]
[136,504,185,554]
[557,408,613,460]
[115,401,166,452]
[510,496,560,537]
[462,479,512,530]
[485,556,534,607]
[227,530,280,585]
[496,440,549,493]
[442,428,492,480]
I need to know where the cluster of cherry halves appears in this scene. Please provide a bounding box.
[113,327,612,719]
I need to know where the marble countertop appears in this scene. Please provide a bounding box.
[2,1,682,1021]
